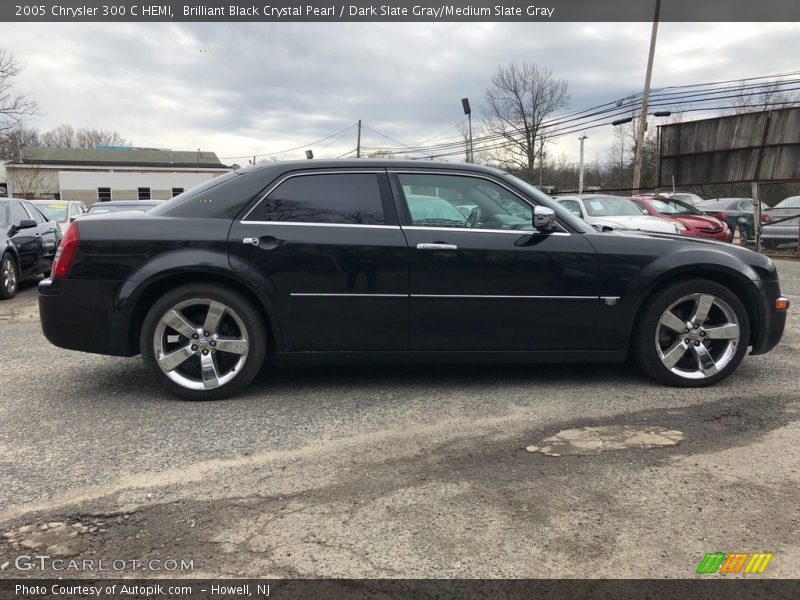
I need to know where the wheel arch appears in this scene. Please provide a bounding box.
[629,264,760,349]
[125,269,283,356]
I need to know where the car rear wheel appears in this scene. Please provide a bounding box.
[632,279,750,387]
[0,254,18,300]
[140,284,267,400]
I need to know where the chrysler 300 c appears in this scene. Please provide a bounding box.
[38,161,788,400]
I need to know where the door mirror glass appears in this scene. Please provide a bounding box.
[533,206,556,231]
[18,218,37,230]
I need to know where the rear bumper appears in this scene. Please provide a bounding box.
[38,277,136,357]
[750,279,788,355]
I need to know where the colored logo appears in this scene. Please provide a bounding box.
[696,552,773,574]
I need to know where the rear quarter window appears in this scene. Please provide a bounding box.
[153,171,270,219]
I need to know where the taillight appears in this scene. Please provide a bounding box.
[761,213,771,223]
[51,223,79,279]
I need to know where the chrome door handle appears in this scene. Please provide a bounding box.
[242,237,259,246]
[417,243,458,250]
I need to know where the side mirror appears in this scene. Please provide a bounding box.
[532,206,556,232]
[18,219,37,230]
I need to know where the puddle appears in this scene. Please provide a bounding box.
[526,425,684,456]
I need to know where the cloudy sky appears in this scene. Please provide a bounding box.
[3,21,799,164]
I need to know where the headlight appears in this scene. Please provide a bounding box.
[672,223,686,233]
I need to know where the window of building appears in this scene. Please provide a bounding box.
[138,187,151,201]
[98,188,112,202]
[171,187,184,197]
[258,174,384,225]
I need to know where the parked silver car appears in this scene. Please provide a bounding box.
[556,194,681,234]
[762,196,800,250]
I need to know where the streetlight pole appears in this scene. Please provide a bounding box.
[632,0,661,193]
[578,134,588,194]
[461,98,473,163]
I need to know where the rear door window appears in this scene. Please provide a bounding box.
[258,173,385,225]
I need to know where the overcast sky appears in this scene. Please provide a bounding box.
[3,22,799,164]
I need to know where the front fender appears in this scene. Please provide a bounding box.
[590,240,766,352]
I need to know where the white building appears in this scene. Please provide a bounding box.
[4,146,232,203]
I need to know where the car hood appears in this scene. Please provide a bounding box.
[663,214,725,230]
[586,215,676,233]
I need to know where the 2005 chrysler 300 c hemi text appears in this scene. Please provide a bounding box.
[38,161,789,400]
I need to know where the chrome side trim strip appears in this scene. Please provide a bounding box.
[413,294,597,300]
[404,226,571,236]
[290,293,407,298]
[242,221,400,229]
[290,293,599,300]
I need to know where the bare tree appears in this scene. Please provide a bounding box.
[727,81,800,115]
[482,61,569,182]
[8,164,47,198]
[40,124,76,148]
[0,124,39,160]
[0,48,40,145]
[40,124,129,148]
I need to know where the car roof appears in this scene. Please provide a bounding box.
[91,200,161,206]
[235,158,510,178]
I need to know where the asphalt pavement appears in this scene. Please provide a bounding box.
[0,261,798,578]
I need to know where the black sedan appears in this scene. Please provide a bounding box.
[38,161,789,400]
[2,198,62,299]
[697,198,765,244]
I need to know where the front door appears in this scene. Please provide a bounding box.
[229,170,409,352]
[391,171,600,352]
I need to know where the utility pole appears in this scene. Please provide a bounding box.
[538,140,545,188]
[578,134,588,193]
[632,0,661,193]
[356,119,362,158]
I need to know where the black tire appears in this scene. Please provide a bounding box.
[0,253,18,300]
[761,239,779,250]
[632,279,750,387]
[140,283,267,401]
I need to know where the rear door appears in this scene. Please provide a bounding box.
[229,169,409,351]
[8,202,41,278]
[23,202,59,263]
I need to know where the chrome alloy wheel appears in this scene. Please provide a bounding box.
[2,256,17,295]
[153,298,250,390]
[655,293,741,380]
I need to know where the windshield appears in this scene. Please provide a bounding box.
[649,198,700,215]
[87,204,154,214]
[583,197,645,217]
[776,196,800,208]
[34,203,69,223]
[502,174,592,233]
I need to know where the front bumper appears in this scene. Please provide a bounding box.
[750,279,788,355]
[38,277,136,357]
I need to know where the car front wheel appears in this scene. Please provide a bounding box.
[633,279,750,387]
[140,284,267,400]
[0,253,18,300]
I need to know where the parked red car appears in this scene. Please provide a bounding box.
[630,195,733,242]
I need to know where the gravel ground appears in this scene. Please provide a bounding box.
[0,260,798,578]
